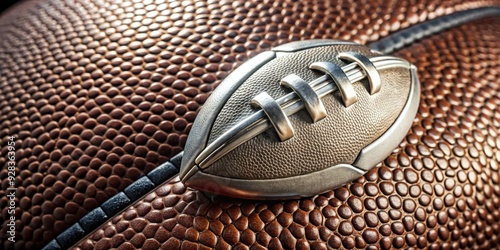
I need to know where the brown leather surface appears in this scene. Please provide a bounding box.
[0,0,499,249]
[76,18,500,249]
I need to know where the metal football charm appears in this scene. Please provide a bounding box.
[180,40,420,199]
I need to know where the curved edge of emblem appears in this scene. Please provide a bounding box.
[182,63,420,200]
[184,164,365,200]
[352,64,420,171]
[179,50,276,180]
[272,39,357,52]
[180,40,364,182]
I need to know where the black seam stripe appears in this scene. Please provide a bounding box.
[42,7,500,250]
[42,153,182,250]
[369,7,500,53]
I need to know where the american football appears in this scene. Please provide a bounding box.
[2,0,500,249]
[180,40,420,199]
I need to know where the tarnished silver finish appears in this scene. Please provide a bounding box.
[272,39,357,52]
[180,51,276,180]
[309,61,358,107]
[280,74,327,123]
[339,52,381,94]
[186,164,365,199]
[180,40,420,199]
[352,65,420,170]
[184,62,419,199]
[250,92,295,141]
[194,56,411,171]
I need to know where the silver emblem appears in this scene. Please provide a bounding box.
[179,40,420,199]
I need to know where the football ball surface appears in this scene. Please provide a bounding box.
[180,40,420,199]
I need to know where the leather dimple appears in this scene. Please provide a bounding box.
[1,0,500,249]
[77,17,500,250]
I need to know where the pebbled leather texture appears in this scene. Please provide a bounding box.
[0,0,499,249]
[76,18,500,249]
[205,45,410,179]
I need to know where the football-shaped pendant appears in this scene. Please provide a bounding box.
[179,40,420,199]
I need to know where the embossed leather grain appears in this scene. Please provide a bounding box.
[1,0,500,249]
[77,18,500,249]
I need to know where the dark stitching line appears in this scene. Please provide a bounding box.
[42,153,182,250]
[42,7,500,250]
[369,7,500,53]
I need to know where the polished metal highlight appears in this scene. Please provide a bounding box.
[250,92,294,141]
[179,39,421,199]
[309,61,358,107]
[339,52,381,94]
[186,60,419,199]
[194,54,411,170]
[280,74,327,123]
[352,64,420,171]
